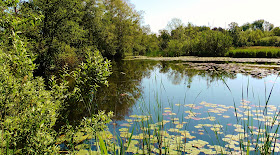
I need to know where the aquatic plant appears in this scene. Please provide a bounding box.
[81,70,280,155]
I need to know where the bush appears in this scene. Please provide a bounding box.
[56,43,80,70]
[0,31,112,154]
[0,32,64,154]
[164,40,184,56]
[259,36,280,46]
[193,30,232,56]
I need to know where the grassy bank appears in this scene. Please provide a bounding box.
[146,46,280,58]
[226,46,280,58]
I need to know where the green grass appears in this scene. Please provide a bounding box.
[226,46,280,58]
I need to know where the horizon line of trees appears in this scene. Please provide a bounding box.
[2,0,280,71]
[152,18,280,57]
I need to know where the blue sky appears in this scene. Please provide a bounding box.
[130,0,280,33]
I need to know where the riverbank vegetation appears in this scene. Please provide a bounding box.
[1,0,113,154]
[226,46,280,58]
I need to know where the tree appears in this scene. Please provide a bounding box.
[132,25,159,55]
[252,19,265,31]
[194,30,232,56]
[228,22,241,46]
[159,29,171,50]
[263,21,274,31]
[247,29,264,44]
[212,27,226,33]
[171,26,186,40]
[228,22,240,34]
[101,0,143,58]
[241,23,251,31]
[272,27,280,36]
[165,39,184,56]
[166,18,184,33]
[18,0,87,77]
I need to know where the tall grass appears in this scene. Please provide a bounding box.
[226,46,280,58]
[86,69,280,155]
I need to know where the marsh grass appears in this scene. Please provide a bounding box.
[226,46,280,58]
[220,72,280,154]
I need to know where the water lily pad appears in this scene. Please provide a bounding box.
[168,128,180,133]
[171,118,179,121]
[194,125,203,129]
[120,123,131,127]
[164,110,172,113]
[176,124,184,129]
[234,128,244,132]
[119,128,129,132]
[76,150,99,155]
[208,117,216,121]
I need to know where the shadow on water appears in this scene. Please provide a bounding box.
[93,60,158,120]
[54,59,280,154]
[56,59,246,129]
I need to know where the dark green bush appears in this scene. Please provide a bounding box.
[193,30,232,56]
[1,30,112,154]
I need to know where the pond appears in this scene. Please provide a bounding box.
[77,60,280,154]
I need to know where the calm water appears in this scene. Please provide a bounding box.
[85,60,280,153]
[96,60,280,120]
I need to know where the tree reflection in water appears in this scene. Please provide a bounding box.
[63,60,239,127]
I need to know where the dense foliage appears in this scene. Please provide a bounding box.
[0,0,153,78]
[151,19,280,57]
[1,0,113,154]
[0,29,112,154]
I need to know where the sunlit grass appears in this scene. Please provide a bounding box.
[226,46,280,58]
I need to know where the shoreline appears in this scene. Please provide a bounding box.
[125,56,280,64]
[125,56,280,78]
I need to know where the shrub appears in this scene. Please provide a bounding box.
[0,32,112,154]
[164,40,184,56]
[0,32,64,154]
[193,30,232,56]
[259,36,280,46]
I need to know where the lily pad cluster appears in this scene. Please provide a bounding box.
[75,100,280,154]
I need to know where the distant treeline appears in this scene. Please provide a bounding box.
[151,18,280,57]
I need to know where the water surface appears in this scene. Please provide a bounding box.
[91,60,280,154]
